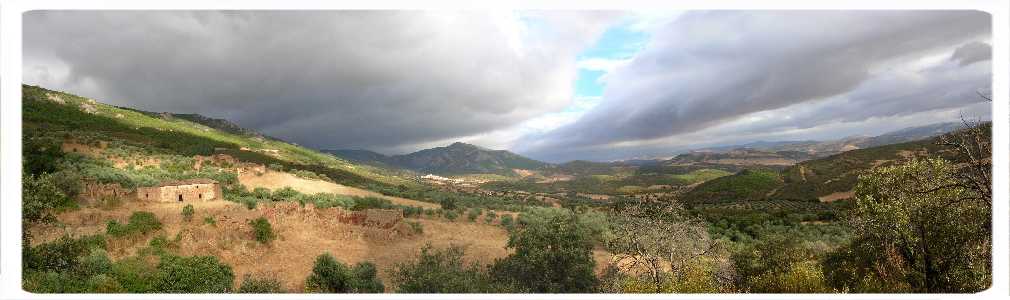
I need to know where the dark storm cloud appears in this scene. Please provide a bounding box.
[23,11,618,152]
[517,10,991,161]
[950,41,992,66]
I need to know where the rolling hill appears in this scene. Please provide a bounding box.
[325,142,551,176]
[21,84,414,190]
[681,132,961,208]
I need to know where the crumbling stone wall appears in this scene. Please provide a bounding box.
[78,181,129,206]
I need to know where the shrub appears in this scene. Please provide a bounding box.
[249,217,275,244]
[127,211,162,234]
[499,215,514,229]
[181,204,195,222]
[267,163,284,172]
[252,187,272,200]
[106,211,162,237]
[272,186,300,201]
[110,257,159,292]
[154,255,234,293]
[484,211,497,224]
[490,211,597,293]
[440,197,457,210]
[203,216,216,226]
[466,209,480,222]
[444,210,459,221]
[351,196,392,211]
[238,274,285,293]
[304,253,384,293]
[391,245,495,293]
[407,221,424,234]
[25,235,92,272]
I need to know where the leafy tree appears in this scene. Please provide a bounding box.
[835,158,989,292]
[732,233,827,292]
[23,136,64,176]
[490,210,597,293]
[606,203,719,292]
[304,253,384,293]
[23,172,75,226]
[154,255,234,293]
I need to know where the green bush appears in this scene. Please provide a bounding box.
[238,274,285,293]
[304,253,384,293]
[351,196,392,211]
[499,215,514,229]
[23,172,77,226]
[154,255,234,293]
[444,210,459,221]
[249,217,275,244]
[181,204,195,222]
[203,216,217,226]
[440,197,457,210]
[490,211,598,293]
[25,235,94,273]
[272,187,300,201]
[484,211,497,224]
[407,221,424,234]
[391,245,496,293]
[252,187,272,200]
[106,211,162,237]
[467,209,480,222]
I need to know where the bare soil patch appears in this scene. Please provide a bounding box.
[818,191,855,202]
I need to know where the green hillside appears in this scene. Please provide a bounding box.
[22,84,414,189]
[770,138,950,201]
[680,169,782,205]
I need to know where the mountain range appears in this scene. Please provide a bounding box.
[324,142,550,176]
[327,122,962,176]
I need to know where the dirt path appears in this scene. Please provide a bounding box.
[239,171,440,209]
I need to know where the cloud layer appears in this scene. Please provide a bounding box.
[515,11,991,161]
[24,11,619,152]
[24,11,991,162]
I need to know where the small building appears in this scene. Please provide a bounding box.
[136,178,222,203]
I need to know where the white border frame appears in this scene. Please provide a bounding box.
[1,0,1007,299]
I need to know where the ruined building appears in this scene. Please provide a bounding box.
[136,179,222,203]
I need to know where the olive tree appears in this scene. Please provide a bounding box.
[847,158,989,292]
[605,203,723,292]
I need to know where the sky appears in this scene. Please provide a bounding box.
[23,10,992,162]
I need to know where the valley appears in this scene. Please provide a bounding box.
[21,84,990,293]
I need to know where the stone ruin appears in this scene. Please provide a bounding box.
[136,179,222,203]
[77,181,130,206]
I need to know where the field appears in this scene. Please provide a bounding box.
[27,199,513,291]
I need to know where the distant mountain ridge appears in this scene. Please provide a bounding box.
[324,142,551,176]
[693,122,962,157]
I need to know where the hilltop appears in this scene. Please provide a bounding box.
[325,142,551,176]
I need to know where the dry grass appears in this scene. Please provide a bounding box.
[239,170,440,209]
[29,199,511,292]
